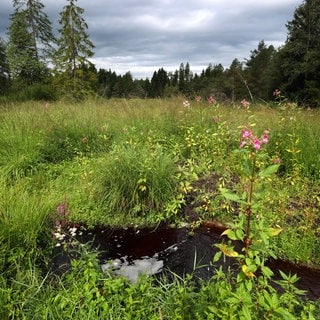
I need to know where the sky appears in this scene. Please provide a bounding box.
[0,0,302,79]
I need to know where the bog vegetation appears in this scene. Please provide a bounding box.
[0,97,320,319]
[1,0,320,318]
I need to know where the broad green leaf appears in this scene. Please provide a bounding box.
[241,264,255,278]
[265,227,283,237]
[235,228,245,240]
[216,243,239,257]
[242,306,252,320]
[220,188,241,202]
[274,308,297,320]
[244,280,253,292]
[261,266,274,278]
[221,229,238,240]
[258,164,280,178]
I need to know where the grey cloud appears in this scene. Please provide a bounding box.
[0,0,301,78]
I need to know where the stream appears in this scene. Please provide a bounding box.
[52,222,320,301]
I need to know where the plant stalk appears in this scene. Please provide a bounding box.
[245,152,256,254]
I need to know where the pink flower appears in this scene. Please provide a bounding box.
[241,128,252,139]
[262,133,269,144]
[239,127,269,151]
[241,99,250,108]
[207,96,216,104]
[195,96,202,102]
[253,138,261,151]
[273,157,281,164]
[240,140,246,148]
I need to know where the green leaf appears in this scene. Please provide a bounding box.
[274,307,297,320]
[242,264,256,277]
[279,270,300,284]
[265,227,283,237]
[235,228,245,240]
[221,229,238,240]
[220,188,241,202]
[261,266,274,278]
[216,243,239,257]
[258,164,280,178]
[213,251,222,263]
[242,306,252,320]
[244,280,253,292]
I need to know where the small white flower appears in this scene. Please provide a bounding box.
[183,100,190,108]
[54,232,66,241]
[69,227,77,237]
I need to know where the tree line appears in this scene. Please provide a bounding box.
[0,0,320,106]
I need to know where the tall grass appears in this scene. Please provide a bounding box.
[0,107,44,182]
[0,99,318,228]
[0,183,54,285]
[0,98,320,318]
[97,143,178,224]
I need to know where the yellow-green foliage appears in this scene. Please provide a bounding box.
[0,99,319,228]
[0,99,320,319]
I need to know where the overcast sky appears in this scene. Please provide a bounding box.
[0,0,301,79]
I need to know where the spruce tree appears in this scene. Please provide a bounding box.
[245,40,276,100]
[12,0,55,61]
[280,0,320,106]
[7,0,54,89]
[6,9,46,86]
[0,38,10,94]
[150,68,169,97]
[178,63,186,93]
[224,59,248,102]
[53,0,95,100]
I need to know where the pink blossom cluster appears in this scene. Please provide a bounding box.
[207,96,216,104]
[240,127,269,151]
[240,99,251,108]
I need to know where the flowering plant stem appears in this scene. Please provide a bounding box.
[217,126,283,279]
[245,152,256,254]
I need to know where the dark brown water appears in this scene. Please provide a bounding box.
[52,222,320,300]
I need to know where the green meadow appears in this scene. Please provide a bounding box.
[1,98,319,319]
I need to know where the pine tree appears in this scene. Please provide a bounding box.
[280,0,320,106]
[53,0,95,100]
